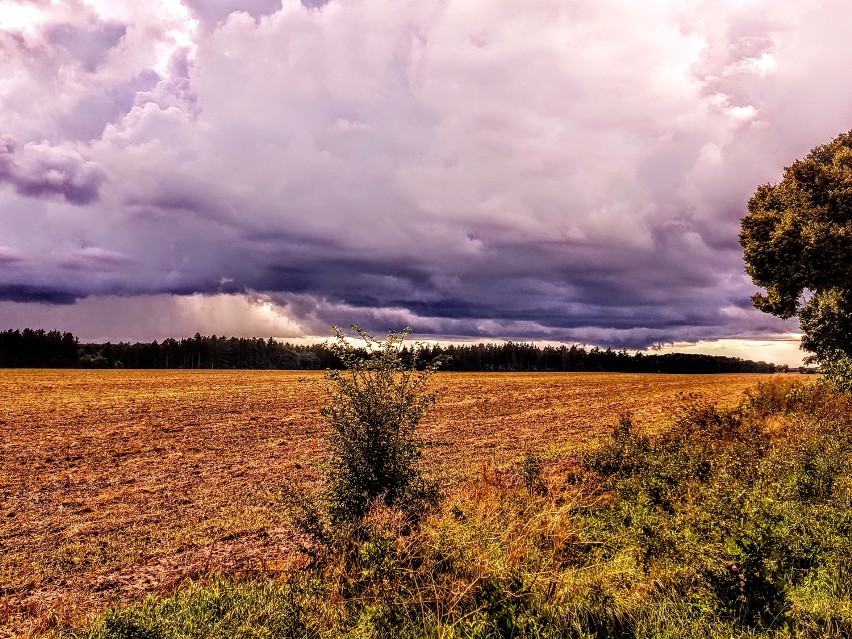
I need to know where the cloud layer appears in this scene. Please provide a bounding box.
[2,0,851,352]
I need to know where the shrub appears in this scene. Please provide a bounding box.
[582,415,651,478]
[710,533,790,629]
[322,325,442,524]
[820,352,852,394]
[742,377,802,415]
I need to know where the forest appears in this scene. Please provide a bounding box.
[0,328,782,373]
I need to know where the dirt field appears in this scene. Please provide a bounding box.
[0,370,778,636]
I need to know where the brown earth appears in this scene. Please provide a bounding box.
[0,369,779,636]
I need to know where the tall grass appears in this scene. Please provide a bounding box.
[62,379,852,639]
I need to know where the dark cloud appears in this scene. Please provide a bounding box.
[56,247,133,271]
[0,284,77,305]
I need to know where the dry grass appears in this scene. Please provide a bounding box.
[0,369,778,636]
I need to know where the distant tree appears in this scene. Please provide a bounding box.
[740,130,852,367]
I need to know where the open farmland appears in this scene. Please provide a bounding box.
[1,370,780,636]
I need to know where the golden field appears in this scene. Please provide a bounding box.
[0,369,781,636]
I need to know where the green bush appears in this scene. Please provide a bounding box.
[578,381,852,634]
[820,352,852,394]
[321,325,442,524]
[521,453,547,496]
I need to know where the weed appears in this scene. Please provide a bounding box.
[521,453,547,496]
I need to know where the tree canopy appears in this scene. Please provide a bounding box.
[740,130,852,362]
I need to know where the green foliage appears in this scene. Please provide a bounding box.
[65,578,321,639]
[322,325,442,523]
[740,130,852,362]
[276,326,446,630]
[819,352,852,394]
[583,414,651,477]
[579,381,852,634]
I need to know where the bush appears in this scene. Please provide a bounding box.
[820,352,852,394]
[322,325,442,524]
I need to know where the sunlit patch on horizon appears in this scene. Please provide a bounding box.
[652,337,806,368]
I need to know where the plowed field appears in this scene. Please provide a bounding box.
[1,370,779,636]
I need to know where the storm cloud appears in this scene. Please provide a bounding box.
[2,0,851,357]
[0,136,105,204]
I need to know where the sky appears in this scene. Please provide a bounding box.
[1,0,850,366]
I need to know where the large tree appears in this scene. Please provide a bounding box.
[740,130,852,363]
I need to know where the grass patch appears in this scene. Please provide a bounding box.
[63,578,323,639]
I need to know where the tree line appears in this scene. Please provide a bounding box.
[418,343,781,373]
[0,329,80,367]
[0,328,783,373]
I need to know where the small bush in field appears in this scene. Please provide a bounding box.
[582,414,651,478]
[710,535,790,629]
[322,325,442,524]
